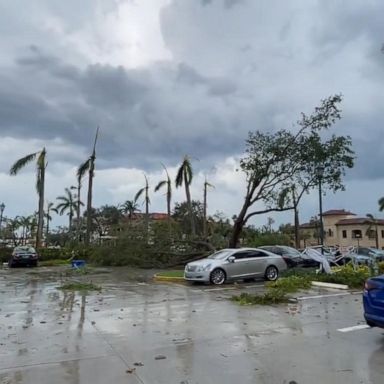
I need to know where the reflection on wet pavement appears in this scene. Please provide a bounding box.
[0,266,383,383]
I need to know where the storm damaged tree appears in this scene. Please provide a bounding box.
[135,174,150,236]
[176,156,196,237]
[78,127,99,246]
[10,148,47,248]
[229,94,354,248]
[155,164,173,231]
[283,131,354,248]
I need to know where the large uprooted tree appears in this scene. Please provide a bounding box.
[229,94,354,248]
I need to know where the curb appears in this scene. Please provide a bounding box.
[311,281,349,290]
[153,274,185,282]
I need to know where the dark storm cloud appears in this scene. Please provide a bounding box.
[1,0,384,181]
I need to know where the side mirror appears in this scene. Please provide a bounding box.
[228,256,235,263]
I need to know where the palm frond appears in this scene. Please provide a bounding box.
[175,163,184,187]
[134,188,145,202]
[176,156,193,187]
[77,158,91,179]
[379,197,384,212]
[155,180,167,192]
[37,148,46,170]
[10,152,38,175]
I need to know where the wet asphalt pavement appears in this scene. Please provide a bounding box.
[0,266,383,384]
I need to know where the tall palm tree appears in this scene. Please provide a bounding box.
[154,164,172,220]
[77,127,99,245]
[10,148,46,248]
[45,202,57,242]
[56,188,82,231]
[135,175,150,232]
[120,200,141,219]
[175,155,196,236]
[366,213,379,249]
[203,178,214,239]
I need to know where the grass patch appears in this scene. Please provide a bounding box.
[156,270,184,278]
[39,259,70,267]
[57,282,101,291]
[232,275,311,305]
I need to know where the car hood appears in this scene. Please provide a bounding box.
[186,258,223,267]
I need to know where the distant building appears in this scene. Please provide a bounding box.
[299,209,384,249]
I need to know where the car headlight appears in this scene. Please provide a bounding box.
[196,264,211,272]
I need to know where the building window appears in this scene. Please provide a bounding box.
[368,230,376,239]
[352,229,362,239]
[381,230,384,238]
[328,229,334,237]
[342,230,347,239]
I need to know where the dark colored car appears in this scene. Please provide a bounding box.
[356,247,384,262]
[260,245,319,268]
[363,275,384,328]
[9,246,38,267]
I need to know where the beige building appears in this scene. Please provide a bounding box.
[299,209,384,249]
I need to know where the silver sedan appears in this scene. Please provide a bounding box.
[184,248,287,285]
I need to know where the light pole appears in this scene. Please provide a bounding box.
[0,203,5,241]
[316,166,325,254]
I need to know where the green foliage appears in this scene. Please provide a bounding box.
[156,270,184,278]
[232,290,289,305]
[39,259,70,267]
[232,275,311,305]
[378,261,384,274]
[246,232,291,247]
[267,275,312,292]
[57,282,101,291]
[314,265,370,288]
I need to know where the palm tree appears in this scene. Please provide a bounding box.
[45,202,57,242]
[120,200,141,219]
[55,188,82,232]
[379,197,384,212]
[77,127,99,245]
[366,213,379,249]
[135,175,150,219]
[18,215,35,245]
[175,155,196,236]
[10,148,47,248]
[203,178,214,239]
[154,164,172,221]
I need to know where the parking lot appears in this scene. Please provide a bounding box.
[0,267,383,384]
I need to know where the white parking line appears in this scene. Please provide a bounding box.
[337,325,371,333]
[297,292,351,300]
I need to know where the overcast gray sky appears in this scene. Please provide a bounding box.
[0,0,383,228]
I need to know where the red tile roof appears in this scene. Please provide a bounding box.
[336,218,384,226]
[322,209,356,217]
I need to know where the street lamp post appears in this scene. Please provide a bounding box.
[316,166,325,254]
[0,203,5,241]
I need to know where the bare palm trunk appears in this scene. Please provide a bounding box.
[294,206,300,248]
[185,182,195,237]
[85,160,94,246]
[36,167,45,248]
[77,182,81,241]
[203,183,207,239]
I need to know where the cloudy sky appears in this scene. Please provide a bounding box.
[0,0,384,228]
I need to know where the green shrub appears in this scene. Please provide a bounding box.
[232,290,289,305]
[313,264,370,288]
[267,275,312,292]
[378,261,384,275]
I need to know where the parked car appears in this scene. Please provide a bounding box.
[355,247,384,262]
[184,248,287,285]
[363,275,384,328]
[9,246,38,267]
[260,245,319,268]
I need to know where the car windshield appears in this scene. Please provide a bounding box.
[14,246,36,253]
[208,250,233,260]
[280,246,301,256]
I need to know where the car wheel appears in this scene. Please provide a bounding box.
[30,260,38,267]
[265,266,279,281]
[8,260,15,268]
[210,269,226,285]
